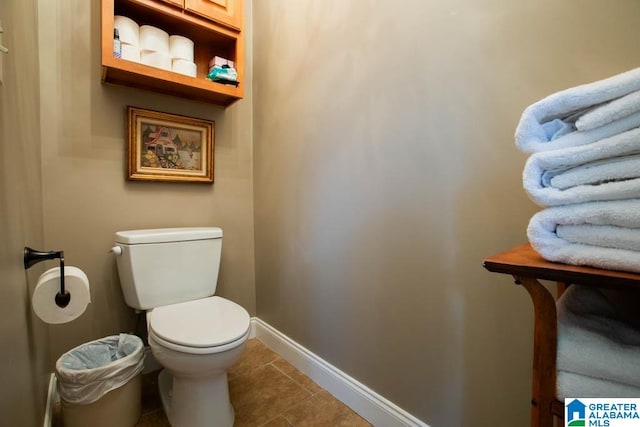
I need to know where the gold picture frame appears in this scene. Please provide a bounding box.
[127,107,214,183]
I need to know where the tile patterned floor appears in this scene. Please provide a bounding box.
[136,338,372,426]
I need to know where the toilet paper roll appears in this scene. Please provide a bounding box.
[169,35,194,62]
[32,266,91,324]
[139,25,169,54]
[114,16,139,46]
[141,50,171,71]
[121,44,140,62]
[172,59,197,77]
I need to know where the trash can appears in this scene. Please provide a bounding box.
[55,334,145,427]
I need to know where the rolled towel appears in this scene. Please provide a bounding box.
[527,199,640,272]
[556,285,640,392]
[515,67,640,153]
[523,127,640,206]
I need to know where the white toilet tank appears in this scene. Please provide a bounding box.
[114,227,223,310]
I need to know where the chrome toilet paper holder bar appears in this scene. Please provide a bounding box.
[24,247,70,308]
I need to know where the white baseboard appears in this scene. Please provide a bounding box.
[44,373,58,427]
[251,317,429,427]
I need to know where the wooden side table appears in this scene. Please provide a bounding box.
[483,243,640,427]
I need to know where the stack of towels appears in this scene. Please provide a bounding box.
[556,285,640,399]
[516,68,640,398]
[516,67,640,273]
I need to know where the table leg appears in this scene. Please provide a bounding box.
[515,276,558,427]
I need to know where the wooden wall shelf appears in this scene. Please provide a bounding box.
[101,0,244,106]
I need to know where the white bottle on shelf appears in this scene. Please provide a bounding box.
[113,28,122,58]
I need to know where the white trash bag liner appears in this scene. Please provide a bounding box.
[56,334,145,405]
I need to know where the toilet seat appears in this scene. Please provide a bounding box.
[149,296,250,355]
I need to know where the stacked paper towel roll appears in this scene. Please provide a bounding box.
[140,25,171,71]
[114,16,140,62]
[170,35,197,77]
[113,16,196,77]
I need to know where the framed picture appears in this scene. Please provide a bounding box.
[127,107,214,183]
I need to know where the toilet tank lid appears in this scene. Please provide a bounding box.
[115,227,223,244]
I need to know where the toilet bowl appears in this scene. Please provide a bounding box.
[112,227,251,427]
[147,296,250,427]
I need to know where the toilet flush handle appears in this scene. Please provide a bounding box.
[110,246,123,255]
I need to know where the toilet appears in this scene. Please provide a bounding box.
[112,227,250,427]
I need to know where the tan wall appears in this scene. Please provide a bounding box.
[37,0,255,363]
[0,0,50,425]
[252,0,640,425]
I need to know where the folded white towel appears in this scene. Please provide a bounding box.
[523,127,640,206]
[557,371,640,399]
[515,67,640,153]
[557,224,640,252]
[527,199,640,272]
[576,89,640,132]
[556,285,640,393]
[547,154,640,190]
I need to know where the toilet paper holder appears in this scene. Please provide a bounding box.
[23,247,70,308]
